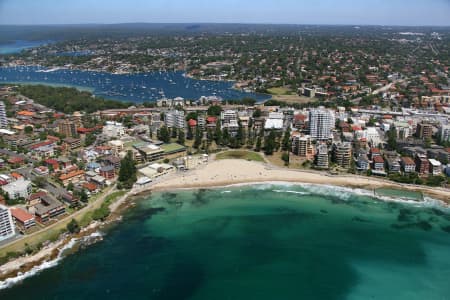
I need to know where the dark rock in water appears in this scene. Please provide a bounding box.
[352,216,370,223]
[440,226,450,233]
[162,192,177,200]
[416,221,433,231]
[397,208,415,222]
[191,189,210,207]
[391,221,433,231]
[431,208,445,216]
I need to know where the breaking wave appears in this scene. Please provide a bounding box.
[0,231,103,290]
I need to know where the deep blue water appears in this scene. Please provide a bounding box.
[0,66,270,103]
[0,40,51,55]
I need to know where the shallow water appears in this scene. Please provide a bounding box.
[1,184,450,299]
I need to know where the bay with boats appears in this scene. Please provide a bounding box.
[0,66,270,103]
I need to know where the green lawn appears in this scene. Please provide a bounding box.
[0,188,125,259]
[216,150,265,162]
[161,143,186,154]
[267,87,292,95]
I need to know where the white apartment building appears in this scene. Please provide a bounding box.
[165,110,185,129]
[221,110,238,126]
[309,107,335,140]
[2,178,33,200]
[439,125,450,143]
[0,205,15,241]
[102,121,125,138]
[0,101,8,128]
[315,143,329,169]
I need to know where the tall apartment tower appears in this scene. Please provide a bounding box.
[292,135,315,160]
[315,143,329,169]
[332,142,353,169]
[416,122,433,140]
[0,205,15,242]
[309,107,335,140]
[59,120,77,137]
[165,110,185,129]
[0,101,8,128]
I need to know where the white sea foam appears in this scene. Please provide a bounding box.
[0,231,104,290]
[272,190,311,196]
[0,238,78,290]
[225,181,449,211]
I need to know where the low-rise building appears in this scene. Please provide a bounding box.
[1,179,32,200]
[10,207,36,229]
[372,156,385,172]
[386,158,401,173]
[428,159,442,176]
[100,165,116,179]
[400,157,416,173]
[63,137,82,150]
[59,170,85,187]
[33,194,66,223]
[134,143,165,162]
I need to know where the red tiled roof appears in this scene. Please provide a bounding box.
[206,116,217,123]
[59,170,85,181]
[188,119,197,127]
[373,156,384,163]
[10,172,23,179]
[10,207,34,223]
[83,182,97,191]
[401,157,415,165]
[29,191,47,201]
[77,127,95,134]
[8,157,24,164]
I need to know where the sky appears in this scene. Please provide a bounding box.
[0,0,449,26]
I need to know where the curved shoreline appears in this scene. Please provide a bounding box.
[1,159,449,289]
[150,159,450,204]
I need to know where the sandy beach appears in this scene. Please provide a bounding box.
[152,159,450,203]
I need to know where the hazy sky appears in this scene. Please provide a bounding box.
[0,0,449,26]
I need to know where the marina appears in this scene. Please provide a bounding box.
[0,66,270,103]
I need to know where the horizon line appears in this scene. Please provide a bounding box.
[1,22,450,28]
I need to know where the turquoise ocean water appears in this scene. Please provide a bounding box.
[1,183,450,299]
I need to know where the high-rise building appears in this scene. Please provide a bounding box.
[439,125,450,143]
[308,107,335,140]
[0,204,15,241]
[416,122,433,140]
[59,120,77,138]
[315,143,329,169]
[165,110,185,129]
[0,101,8,128]
[332,142,352,169]
[292,135,315,160]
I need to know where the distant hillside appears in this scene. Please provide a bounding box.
[1,23,449,44]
